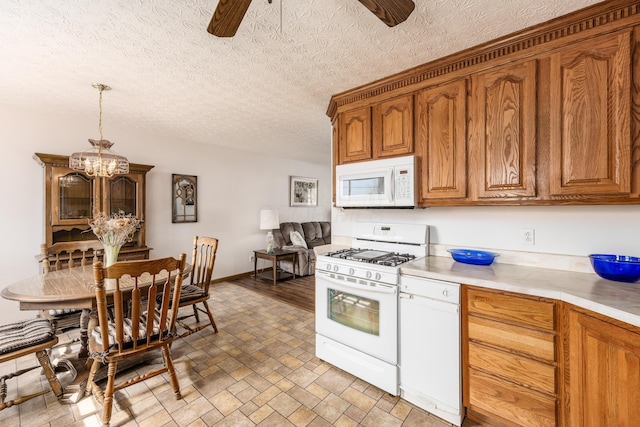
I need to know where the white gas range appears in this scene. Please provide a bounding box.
[315,222,429,395]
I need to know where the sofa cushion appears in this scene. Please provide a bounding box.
[301,221,331,248]
[279,222,304,246]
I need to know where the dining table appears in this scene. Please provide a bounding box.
[1,262,191,402]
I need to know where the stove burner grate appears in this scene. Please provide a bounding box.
[325,248,416,267]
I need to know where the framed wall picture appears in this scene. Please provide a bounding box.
[290,176,318,207]
[172,174,197,223]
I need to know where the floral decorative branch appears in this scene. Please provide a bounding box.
[89,210,142,247]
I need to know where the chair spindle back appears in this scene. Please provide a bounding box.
[41,241,104,273]
[93,254,186,354]
[190,236,218,291]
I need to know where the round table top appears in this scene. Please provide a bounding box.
[1,264,191,310]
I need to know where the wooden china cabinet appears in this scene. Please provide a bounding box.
[33,153,153,266]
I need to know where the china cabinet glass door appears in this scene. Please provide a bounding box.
[108,176,137,216]
[54,171,94,224]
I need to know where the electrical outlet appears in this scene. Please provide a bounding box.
[250,255,255,263]
[521,228,535,245]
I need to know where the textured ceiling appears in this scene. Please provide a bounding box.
[0,0,601,164]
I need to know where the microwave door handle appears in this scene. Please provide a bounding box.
[319,273,397,295]
[386,168,394,205]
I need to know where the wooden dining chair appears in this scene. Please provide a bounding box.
[86,254,186,427]
[40,241,104,332]
[0,318,63,410]
[175,236,219,337]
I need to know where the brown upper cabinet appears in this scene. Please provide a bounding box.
[327,0,640,206]
[471,60,537,200]
[338,106,372,164]
[415,79,468,202]
[372,94,414,159]
[548,30,632,198]
[338,94,414,165]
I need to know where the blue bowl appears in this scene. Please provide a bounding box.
[448,249,499,265]
[589,254,640,283]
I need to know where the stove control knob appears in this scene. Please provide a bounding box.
[333,265,339,272]
[366,271,372,279]
[349,268,355,275]
[375,273,382,281]
[326,263,331,271]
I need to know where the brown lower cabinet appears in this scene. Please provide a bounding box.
[463,285,640,426]
[462,286,559,427]
[564,304,640,427]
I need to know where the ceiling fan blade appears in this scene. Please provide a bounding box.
[207,0,253,37]
[357,0,415,27]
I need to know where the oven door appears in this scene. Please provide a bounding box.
[315,270,398,364]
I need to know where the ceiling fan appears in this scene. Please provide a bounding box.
[207,0,416,37]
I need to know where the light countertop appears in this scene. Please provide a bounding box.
[401,256,640,328]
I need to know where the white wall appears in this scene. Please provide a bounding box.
[0,105,331,323]
[332,204,640,257]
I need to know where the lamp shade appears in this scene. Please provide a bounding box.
[259,210,279,230]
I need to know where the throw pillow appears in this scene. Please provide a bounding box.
[290,230,308,248]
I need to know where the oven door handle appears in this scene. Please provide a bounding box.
[318,273,397,295]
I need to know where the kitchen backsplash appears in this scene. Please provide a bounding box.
[430,243,593,274]
[331,234,594,274]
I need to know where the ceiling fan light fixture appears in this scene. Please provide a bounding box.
[69,83,129,178]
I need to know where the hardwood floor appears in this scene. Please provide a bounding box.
[226,272,315,312]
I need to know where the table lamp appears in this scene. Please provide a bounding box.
[259,209,279,254]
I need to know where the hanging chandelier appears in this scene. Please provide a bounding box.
[69,83,129,177]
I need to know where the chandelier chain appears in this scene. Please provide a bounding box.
[98,86,103,142]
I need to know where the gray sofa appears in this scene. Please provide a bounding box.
[272,221,331,276]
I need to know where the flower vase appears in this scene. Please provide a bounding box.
[103,244,122,267]
[102,244,121,290]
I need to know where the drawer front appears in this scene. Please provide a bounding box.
[468,315,556,362]
[467,288,555,331]
[468,341,556,395]
[117,252,148,261]
[468,368,557,427]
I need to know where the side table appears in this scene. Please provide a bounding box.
[253,249,297,285]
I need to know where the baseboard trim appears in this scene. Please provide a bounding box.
[211,269,273,284]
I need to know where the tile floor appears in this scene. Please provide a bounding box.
[0,282,485,426]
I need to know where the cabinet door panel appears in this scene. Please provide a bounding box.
[416,79,467,201]
[568,308,640,426]
[474,60,537,198]
[549,30,631,195]
[52,170,94,224]
[107,176,138,216]
[372,94,413,158]
[339,107,372,163]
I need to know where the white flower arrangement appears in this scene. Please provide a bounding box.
[89,210,142,247]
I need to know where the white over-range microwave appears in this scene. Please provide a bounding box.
[335,155,416,208]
